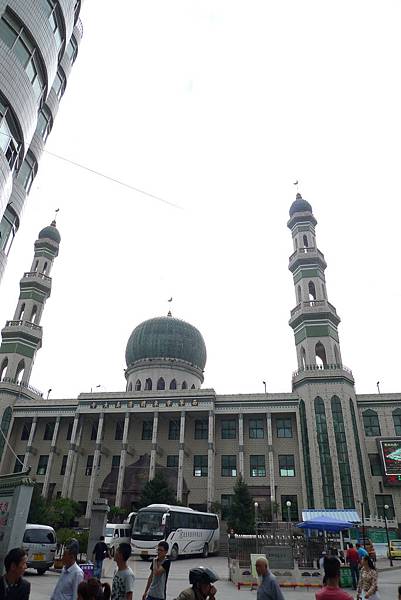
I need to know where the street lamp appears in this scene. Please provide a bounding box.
[46,388,52,399]
[254,502,259,553]
[384,504,393,567]
[360,500,366,549]
[286,500,292,525]
[263,381,267,394]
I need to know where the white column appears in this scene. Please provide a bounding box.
[86,413,104,518]
[62,414,80,497]
[23,417,37,471]
[42,417,60,499]
[266,413,275,508]
[149,411,159,481]
[238,413,244,476]
[67,420,83,498]
[207,411,215,511]
[0,415,14,472]
[115,412,130,508]
[177,411,186,502]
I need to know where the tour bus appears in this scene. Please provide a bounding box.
[131,504,219,560]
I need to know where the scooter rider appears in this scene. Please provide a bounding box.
[174,567,219,600]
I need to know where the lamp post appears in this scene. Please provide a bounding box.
[263,381,267,394]
[384,504,393,567]
[46,388,52,399]
[254,502,259,553]
[360,500,366,549]
[286,500,292,525]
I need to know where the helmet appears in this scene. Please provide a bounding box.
[189,567,219,586]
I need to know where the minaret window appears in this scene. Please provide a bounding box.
[191,384,195,389]
[43,262,48,274]
[30,305,38,323]
[145,378,152,391]
[135,379,141,391]
[18,304,25,320]
[34,261,39,272]
[157,377,165,391]
[303,235,308,248]
[0,357,8,380]
[315,342,327,367]
[15,359,25,383]
[182,381,188,390]
[169,379,177,390]
[300,346,306,369]
[308,281,317,301]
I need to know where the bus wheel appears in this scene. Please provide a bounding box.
[170,545,179,561]
[202,544,209,559]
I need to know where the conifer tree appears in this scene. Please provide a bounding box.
[227,475,254,533]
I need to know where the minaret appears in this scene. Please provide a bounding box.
[287,194,372,514]
[0,221,61,385]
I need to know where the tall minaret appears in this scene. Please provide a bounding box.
[0,221,61,385]
[287,194,372,515]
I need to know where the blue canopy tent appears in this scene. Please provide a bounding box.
[297,516,353,532]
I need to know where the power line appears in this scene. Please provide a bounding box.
[0,426,24,465]
[44,149,183,210]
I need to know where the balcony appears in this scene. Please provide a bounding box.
[0,377,43,397]
[22,271,51,282]
[4,320,41,332]
[288,247,327,271]
[292,363,354,387]
[290,300,338,318]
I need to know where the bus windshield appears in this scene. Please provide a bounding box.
[132,511,165,540]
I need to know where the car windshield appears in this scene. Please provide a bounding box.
[392,541,401,548]
[132,511,164,539]
[104,527,114,536]
[23,529,55,544]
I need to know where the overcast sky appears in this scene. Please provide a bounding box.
[1,0,401,399]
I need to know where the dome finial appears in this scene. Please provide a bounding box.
[52,208,60,226]
[167,310,172,317]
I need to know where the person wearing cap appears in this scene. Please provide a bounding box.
[174,567,218,600]
[50,542,84,600]
[255,557,285,600]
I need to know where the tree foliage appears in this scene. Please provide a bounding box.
[47,498,82,529]
[108,506,126,523]
[28,485,48,524]
[138,472,176,508]
[227,475,255,534]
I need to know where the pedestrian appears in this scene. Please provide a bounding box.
[111,543,135,600]
[356,543,369,561]
[398,585,401,600]
[338,550,345,564]
[315,557,353,600]
[50,542,84,600]
[319,551,327,571]
[78,578,111,600]
[174,567,218,600]
[357,556,379,600]
[255,557,285,600]
[346,543,360,590]
[92,536,110,579]
[0,547,30,600]
[142,541,170,600]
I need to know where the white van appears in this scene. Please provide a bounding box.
[104,524,131,556]
[23,524,57,575]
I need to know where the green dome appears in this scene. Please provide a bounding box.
[38,220,61,243]
[289,193,312,217]
[125,316,207,370]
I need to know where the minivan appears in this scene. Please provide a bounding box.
[23,524,57,575]
[104,524,131,556]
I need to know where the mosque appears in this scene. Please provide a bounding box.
[0,194,400,533]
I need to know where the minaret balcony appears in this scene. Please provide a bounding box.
[0,377,43,397]
[292,363,354,388]
[288,247,327,272]
[20,271,52,294]
[289,300,340,327]
[2,320,43,342]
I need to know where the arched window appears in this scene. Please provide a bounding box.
[135,379,141,391]
[127,382,132,392]
[334,345,341,366]
[18,304,25,320]
[308,281,317,301]
[315,342,327,367]
[0,358,8,380]
[191,384,195,389]
[363,409,381,437]
[43,262,48,274]
[299,400,314,507]
[182,381,188,390]
[294,238,298,250]
[303,234,309,248]
[34,260,39,272]
[157,377,165,391]
[0,407,12,460]
[331,396,354,508]
[314,397,336,508]
[15,360,25,383]
[393,409,401,436]
[297,285,302,303]
[169,379,177,390]
[30,305,37,323]
[145,378,152,391]
[300,346,306,369]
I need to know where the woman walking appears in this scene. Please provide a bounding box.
[357,556,379,600]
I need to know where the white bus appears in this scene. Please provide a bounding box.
[131,504,219,560]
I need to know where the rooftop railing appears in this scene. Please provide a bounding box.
[22,271,51,283]
[292,363,353,378]
[290,300,338,317]
[4,320,42,332]
[0,377,43,397]
[289,247,326,262]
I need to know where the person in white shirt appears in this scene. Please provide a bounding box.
[51,545,84,600]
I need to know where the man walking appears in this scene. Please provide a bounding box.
[142,542,170,600]
[51,542,84,600]
[346,543,360,590]
[92,535,110,579]
[255,557,285,600]
[111,543,135,600]
[0,548,30,600]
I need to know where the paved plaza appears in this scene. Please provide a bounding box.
[24,556,401,600]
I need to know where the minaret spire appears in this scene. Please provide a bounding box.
[0,221,61,386]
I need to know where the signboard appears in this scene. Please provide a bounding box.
[379,440,401,475]
[261,546,294,569]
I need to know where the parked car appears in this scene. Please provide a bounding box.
[23,524,57,575]
[388,539,401,559]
